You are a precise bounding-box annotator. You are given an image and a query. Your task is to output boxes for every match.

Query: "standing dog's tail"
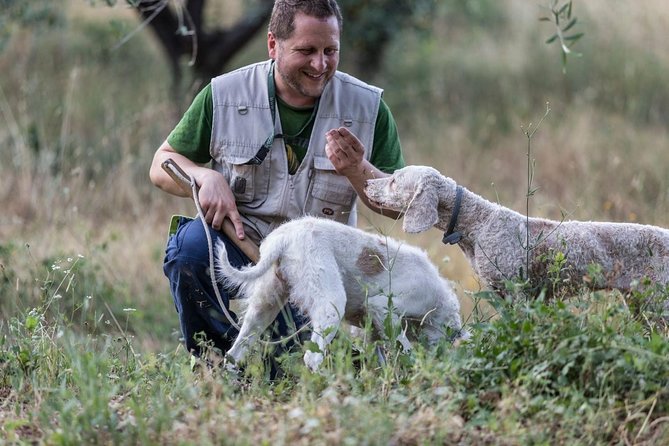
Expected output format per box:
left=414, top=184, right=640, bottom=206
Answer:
left=215, top=236, right=285, bottom=291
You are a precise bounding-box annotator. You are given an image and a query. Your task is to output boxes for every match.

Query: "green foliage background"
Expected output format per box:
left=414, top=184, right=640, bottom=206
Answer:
left=1, top=0, right=668, bottom=443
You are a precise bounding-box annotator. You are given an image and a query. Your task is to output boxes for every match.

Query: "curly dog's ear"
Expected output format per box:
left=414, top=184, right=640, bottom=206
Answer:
left=402, top=181, right=438, bottom=233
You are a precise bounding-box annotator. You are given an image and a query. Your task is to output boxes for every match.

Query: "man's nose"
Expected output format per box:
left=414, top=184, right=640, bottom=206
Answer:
left=310, top=53, right=326, bottom=71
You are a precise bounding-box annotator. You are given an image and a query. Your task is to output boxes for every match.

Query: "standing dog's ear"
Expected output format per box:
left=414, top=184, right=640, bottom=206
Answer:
left=402, top=182, right=438, bottom=233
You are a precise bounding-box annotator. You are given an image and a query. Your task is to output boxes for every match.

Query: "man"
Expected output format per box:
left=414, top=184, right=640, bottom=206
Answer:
left=149, top=0, right=405, bottom=359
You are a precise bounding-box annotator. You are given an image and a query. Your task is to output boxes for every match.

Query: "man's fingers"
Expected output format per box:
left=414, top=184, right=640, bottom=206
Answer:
left=326, top=130, right=348, bottom=157
left=204, top=206, right=218, bottom=228
left=210, top=210, right=224, bottom=231
left=328, top=127, right=362, bottom=154
left=206, top=207, right=244, bottom=240
left=334, top=127, right=350, bottom=137
left=227, top=212, right=246, bottom=240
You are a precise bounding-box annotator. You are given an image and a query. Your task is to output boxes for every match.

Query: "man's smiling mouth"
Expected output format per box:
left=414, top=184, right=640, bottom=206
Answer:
left=304, top=72, right=325, bottom=79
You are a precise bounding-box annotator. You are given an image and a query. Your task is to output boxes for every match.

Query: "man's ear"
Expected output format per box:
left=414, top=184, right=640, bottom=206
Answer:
left=402, top=185, right=438, bottom=233
left=267, top=32, right=277, bottom=58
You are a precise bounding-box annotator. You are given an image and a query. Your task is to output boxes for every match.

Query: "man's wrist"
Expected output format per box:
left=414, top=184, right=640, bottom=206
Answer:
left=345, top=160, right=377, bottom=181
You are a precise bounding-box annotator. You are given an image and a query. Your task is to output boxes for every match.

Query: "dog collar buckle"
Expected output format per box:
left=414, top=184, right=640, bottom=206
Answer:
left=442, top=231, right=462, bottom=245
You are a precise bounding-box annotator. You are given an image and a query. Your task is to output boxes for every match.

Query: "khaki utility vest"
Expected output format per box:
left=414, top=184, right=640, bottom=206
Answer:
left=210, top=60, right=381, bottom=244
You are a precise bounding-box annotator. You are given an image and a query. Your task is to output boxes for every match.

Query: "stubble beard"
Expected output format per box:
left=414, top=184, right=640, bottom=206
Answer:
left=277, top=66, right=331, bottom=101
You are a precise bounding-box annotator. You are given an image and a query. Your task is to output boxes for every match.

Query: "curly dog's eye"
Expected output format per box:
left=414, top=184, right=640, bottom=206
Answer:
left=388, top=179, right=396, bottom=191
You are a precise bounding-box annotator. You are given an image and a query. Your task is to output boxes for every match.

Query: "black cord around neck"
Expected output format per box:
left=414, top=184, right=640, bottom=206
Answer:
left=442, top=185, right=463, bottom=245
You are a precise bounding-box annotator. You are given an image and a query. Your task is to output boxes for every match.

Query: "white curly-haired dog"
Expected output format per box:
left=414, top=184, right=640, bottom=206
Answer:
left=364, top=165, right=669, bottom=297
left=216, top=216, right=467, bottom=372
left=217, top=217, right=467, bottom=371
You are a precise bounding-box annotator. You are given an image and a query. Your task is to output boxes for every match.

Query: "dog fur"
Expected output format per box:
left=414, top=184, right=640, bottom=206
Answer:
left=216, top=216, right=466, bottom=371
left=364, top=165, right=669, bottom=297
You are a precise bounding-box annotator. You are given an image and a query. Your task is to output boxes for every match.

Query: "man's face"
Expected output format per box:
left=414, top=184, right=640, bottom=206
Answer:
left=268, top=12, right=340, bottom=107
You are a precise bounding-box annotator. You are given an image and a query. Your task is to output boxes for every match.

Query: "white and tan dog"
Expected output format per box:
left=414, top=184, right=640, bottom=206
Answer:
left=216, top=216, right=467, bottom=372
left=364, top=165, right=669, bottom=297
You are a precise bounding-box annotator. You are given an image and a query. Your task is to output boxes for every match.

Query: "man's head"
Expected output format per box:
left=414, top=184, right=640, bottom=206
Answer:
left=269, top=0, right=342, bottom=40
left=268, top=0, right=342, bottom=107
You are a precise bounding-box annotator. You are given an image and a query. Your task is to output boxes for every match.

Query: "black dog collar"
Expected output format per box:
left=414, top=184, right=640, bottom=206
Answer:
left=442, top=185, right=463, bottom=245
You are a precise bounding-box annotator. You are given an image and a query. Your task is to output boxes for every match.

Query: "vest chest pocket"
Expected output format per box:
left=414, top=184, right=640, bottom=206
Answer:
left=304, top=156, right=356, bottom=223
left=217, top=146, right=271, bottom=209
left=229, top=164, right=256, bottom=203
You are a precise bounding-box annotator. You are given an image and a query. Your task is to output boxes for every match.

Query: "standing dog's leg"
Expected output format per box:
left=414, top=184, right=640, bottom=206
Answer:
left=299, top=281, right=347, bottom=372
left=226, top=288, right=287, bottom=366
left=367, top=294, right=413, bottom=351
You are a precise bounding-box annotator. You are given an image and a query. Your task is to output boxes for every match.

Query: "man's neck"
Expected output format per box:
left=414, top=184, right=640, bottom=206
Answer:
left=273, top=75, right=318, bottom=108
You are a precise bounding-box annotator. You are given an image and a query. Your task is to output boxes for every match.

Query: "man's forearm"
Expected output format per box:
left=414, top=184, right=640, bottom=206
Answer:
left=149, top=142, right=208, bottom=197
left=345, top=159, right=402, bottom=219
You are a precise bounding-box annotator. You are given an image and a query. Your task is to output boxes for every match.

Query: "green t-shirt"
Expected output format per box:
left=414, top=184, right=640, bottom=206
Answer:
left=167, top=83, right=405, bottom=173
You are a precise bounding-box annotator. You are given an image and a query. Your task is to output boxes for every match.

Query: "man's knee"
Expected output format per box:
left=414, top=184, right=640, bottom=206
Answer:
left=165, top=217, right=248, bottom=271
left=167, top=218, right=213, bottom=264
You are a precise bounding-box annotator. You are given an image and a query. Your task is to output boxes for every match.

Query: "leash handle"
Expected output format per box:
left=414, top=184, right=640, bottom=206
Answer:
left=161, top=158, right=260, bottom=263
left=161, top=158, right=195, bottom=194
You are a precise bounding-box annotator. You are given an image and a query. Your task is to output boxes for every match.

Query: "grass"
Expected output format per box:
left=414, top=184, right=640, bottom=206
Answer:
left=2, top=277, right=668, bottom=444
left=2, top=0, right=669, bottom=444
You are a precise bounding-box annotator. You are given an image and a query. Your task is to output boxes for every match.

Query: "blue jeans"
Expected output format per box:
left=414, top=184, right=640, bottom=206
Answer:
left=163, top=216, right=303, bottom=357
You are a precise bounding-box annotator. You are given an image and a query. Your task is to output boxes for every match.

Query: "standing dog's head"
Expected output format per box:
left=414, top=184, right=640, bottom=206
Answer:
left=364, top=165, right=452, bottom=233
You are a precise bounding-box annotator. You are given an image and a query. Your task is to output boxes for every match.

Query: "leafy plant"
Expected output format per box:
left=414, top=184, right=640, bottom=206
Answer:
left=451, top=292, right=669, bottom=442
left=540, top=0, right=584, bottom=73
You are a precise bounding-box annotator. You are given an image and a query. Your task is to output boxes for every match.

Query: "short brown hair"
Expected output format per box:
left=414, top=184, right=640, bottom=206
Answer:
left=269, top=0, right=343, bottom=40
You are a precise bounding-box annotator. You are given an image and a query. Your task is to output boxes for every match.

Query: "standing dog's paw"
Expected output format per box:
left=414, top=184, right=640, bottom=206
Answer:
left=303, top=351, right=324, bottom=372
left=223, top=355, right=242, bottom=377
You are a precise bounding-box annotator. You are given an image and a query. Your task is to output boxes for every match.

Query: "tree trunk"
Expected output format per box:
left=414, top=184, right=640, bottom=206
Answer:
left=133, top=0, right=273, bottom=109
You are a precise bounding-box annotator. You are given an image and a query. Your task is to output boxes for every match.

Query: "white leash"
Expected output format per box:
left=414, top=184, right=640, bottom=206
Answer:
left=162, top=159, right=242, bottom=331
left=161, top=159, right=309, bottom=347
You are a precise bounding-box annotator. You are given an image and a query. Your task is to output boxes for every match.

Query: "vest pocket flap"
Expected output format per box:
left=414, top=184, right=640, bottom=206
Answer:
left=312, top=178, right=354, bottom=205
left=313, top=155, right=336, bottom=171
left=311, top=156, right=354, bottom=205
left=218, top=143, right=265, bottom=165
